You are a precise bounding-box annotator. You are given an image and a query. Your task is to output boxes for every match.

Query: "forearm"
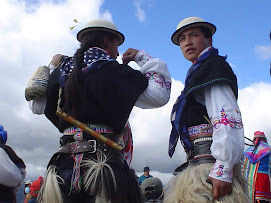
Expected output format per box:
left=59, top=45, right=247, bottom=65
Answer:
left=134, top=51, right=171, bottom=108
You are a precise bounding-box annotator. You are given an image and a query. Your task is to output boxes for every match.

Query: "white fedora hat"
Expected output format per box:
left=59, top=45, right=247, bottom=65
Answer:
left=77, top=19, right=125, bottom=45
left=171, top=17, right=216, bottom=45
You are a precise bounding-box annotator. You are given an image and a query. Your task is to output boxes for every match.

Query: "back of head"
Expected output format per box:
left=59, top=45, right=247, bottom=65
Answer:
left=30, top=176, right=44, bottom=198
left=64, top=19, right=125, bottom=115
left=0, top=125, right=7, bottom=144
left=77, top=19, right=124, bottom=45
left=141, top=177, right=163, bottom=200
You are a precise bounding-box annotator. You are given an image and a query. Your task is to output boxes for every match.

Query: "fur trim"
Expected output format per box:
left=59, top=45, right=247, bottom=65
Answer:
left=37, top=165, right=64, bottom=203
left=81, top=151, right=117, bottom=203
left=164, top=163, right=250, bottom=203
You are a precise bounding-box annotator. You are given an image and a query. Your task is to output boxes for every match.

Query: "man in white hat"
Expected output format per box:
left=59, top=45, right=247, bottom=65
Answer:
left=164, top=17, right=249, bottom=202
left=33, top=19, right=171, bottom=203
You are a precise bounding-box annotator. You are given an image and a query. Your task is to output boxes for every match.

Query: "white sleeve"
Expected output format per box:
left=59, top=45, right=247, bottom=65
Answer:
left=0, top=148, right=23, bottom=187
left=134, top=50, right=171, bottom=109
left=29, top=96, right=47, bottom=115
left=203, top=82, right=244, bottom=183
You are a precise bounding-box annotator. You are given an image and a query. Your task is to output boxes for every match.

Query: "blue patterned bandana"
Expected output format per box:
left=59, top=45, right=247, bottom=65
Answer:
left=59, top=47, right=114, bottom=87
left=168, top=47, right=220, bottom=157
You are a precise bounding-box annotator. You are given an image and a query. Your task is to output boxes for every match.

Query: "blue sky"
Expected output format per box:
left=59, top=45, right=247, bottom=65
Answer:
left=0, top=0, right=271, bottom=186
left=103, top=0, right=271, bottom=88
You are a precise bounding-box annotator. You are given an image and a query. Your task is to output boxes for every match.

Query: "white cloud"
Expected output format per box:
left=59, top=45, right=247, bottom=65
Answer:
left=133, top=0, right=146, bottom=22
left=1, top=0, right=271, bottom=189
left=255, top=45, right=271, bottom=60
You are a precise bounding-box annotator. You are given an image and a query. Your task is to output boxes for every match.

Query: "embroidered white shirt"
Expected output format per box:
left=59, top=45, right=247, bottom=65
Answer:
left=194, top=82, right=244, bottom=183
left=134, top=50, right=171, bottom=109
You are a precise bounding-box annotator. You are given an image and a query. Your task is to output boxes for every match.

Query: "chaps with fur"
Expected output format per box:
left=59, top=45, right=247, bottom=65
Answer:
left=37, top=165, right=64, bottom=203
left=164, top=163, right=250, bottom=203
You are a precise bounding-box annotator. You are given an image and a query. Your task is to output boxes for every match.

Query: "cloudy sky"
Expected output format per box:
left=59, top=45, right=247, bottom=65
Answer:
left=0, top=0, right=271, bottom=186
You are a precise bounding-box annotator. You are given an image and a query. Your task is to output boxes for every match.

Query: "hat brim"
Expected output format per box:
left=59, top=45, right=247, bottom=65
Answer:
left=171, top=22, right=216, bottom=45
left=77, top=27, right=125, bottom=45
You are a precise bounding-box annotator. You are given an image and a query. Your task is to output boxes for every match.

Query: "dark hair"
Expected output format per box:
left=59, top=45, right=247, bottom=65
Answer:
left=63, top=30, right=118, bottom=116
left=144, top=190, right=162, bottom=201
left=199, top=26, right=212, bottom=38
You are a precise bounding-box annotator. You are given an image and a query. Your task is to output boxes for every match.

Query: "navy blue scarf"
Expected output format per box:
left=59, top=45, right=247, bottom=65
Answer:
left=168, top=47, right=220, bottom=157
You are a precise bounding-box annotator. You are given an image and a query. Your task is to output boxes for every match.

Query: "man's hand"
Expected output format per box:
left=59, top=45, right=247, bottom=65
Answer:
left=51, top=54, right=67, bottom=66
left=122, top=48, right=139, bottom=64
left=207, top=176, right=232, bottom=200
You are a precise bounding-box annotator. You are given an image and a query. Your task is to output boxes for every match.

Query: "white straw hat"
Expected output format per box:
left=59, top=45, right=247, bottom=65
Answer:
left=77, top=19, right=125, bottom=45
left=171, top=17, right=216, bottom=45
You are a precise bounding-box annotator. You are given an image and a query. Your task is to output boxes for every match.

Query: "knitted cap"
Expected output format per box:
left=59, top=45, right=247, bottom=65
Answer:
left=141, top=177, right=163, bottom=195
left=254, top=131, right=266, bottom=139
left=30, top=176, right=44, bottom=197
left=0, top=125, right=7, bottom=144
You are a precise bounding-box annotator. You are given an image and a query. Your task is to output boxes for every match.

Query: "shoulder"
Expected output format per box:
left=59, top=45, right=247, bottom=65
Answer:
left=201, top=56, right=233, bottom=74
left=186, top=56, right=238, bottom=97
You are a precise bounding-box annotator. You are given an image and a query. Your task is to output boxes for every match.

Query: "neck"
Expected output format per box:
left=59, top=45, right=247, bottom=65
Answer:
left=192, top=46, right=213, bottom=64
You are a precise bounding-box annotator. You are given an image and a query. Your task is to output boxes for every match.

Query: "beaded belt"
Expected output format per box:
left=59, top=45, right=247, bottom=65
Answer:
left=63, top=124, right=114, bottom=135
left=188, top=124, right=212, bottom=140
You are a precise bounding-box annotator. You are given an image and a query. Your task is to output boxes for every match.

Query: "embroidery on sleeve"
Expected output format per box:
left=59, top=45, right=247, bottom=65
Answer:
left=211, top=108, right=243, bottom=130
left=216, top=164, right=225, bottom=177
left=145, top=72, right=171, bottom=91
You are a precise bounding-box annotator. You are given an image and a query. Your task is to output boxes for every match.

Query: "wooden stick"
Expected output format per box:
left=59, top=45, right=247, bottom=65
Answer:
left=56, top=110, right=123, bottom=151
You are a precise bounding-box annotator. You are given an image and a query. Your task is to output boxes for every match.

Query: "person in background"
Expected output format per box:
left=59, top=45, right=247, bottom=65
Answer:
left=243, top=131, right=271, bottom=202
left=141, top=177, right=163, bottom=203
left=164, top=16, right=249, bottom=203
left=0, top=125, right=26, bottom=203
left=139, top=166, right=153, bottom=185
left=32, top=18, right=171, bottom=203
left=24, top=180, right=32, bottom=203
left=28, top=176, right=44, bottom=203
left=24, top=180, right=32, bottom=195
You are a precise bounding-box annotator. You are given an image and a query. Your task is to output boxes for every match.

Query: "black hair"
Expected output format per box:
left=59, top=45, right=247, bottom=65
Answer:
left=199, top=26, right=212, bottom=38
left=63, top=30, right=118, bottom=116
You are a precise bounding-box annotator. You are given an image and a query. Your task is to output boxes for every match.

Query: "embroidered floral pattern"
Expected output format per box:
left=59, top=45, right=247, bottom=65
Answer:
left=211, top=108, right=243, bottom=130
left=216, top=164, right=224, bottom=177
left=137, top=52, right=153, bottom=65
left=145, top=72, right=171, bottom=91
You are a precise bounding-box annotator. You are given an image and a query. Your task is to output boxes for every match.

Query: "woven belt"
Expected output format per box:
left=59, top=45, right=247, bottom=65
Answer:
left=188, top=124, right=212, bottom=140
left=63, top=124, right=114, bottom=135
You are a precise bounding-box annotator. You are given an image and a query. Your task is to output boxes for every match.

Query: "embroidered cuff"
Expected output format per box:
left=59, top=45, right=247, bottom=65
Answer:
left=134, top=50, right=153, bottom=67
left=209, top=161, right=233, bottom=183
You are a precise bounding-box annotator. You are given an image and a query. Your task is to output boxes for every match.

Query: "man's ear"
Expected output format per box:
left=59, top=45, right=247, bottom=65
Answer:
left=103, top=37, right=110, bottom=48
left=208, top=37, right=213, bottom=46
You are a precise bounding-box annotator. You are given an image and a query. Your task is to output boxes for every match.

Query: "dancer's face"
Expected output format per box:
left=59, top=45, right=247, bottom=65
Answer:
left=178, top=27, right=212, bottom=63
